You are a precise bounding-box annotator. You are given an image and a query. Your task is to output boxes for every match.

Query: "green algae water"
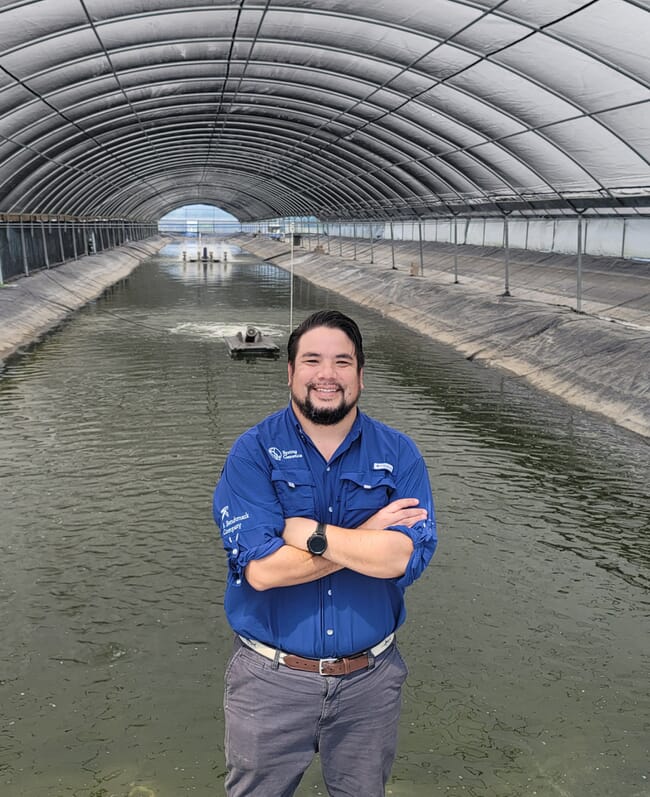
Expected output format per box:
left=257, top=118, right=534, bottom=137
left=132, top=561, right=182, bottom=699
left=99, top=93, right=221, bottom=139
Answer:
left=0, top=242, right=648, bottom=797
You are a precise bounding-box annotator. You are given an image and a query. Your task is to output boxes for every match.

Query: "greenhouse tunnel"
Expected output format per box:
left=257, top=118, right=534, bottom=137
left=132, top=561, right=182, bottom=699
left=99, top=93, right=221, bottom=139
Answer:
left=0, top=0, right=649, bottom=433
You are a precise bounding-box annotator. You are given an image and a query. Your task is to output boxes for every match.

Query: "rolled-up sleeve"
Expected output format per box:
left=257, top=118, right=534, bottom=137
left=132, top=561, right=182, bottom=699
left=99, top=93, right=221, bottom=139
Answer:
left=213, top=439, right=285, bottom=586
left=388, top=442, right=438, bottom=588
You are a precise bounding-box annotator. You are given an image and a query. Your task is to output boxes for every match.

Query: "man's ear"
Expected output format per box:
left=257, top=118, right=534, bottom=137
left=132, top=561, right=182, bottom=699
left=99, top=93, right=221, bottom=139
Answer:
left=287, top=362, right=294, bottom=385
left=360, top=367, right=365, bottom=390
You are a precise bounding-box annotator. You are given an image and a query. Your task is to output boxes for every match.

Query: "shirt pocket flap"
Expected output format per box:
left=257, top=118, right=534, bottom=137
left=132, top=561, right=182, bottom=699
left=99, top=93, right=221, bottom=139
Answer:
left=271, top=468, right=316, bottom=515
left=271, top=468, right=316, bottom=489
left=341, top=470, right=396, bottom=511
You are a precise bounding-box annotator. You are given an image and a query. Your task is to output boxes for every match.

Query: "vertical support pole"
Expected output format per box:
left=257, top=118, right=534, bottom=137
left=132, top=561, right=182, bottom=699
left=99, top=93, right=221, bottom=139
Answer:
left=576, top=215, right=583, bottom=313
left=369, top=224, right=374, bottom=264
left=289, top=222, right=294, bottom=331
left=418, top=220, right=424, bottom=276
left=353, top=222, right=357, bottom=260
left=41, top=220, right=50, bottom=268
left=326, top=224, right=331, bottom=255
left=621, top=217, right=627, bottom=259
left=59, top=220, right=67, bottom=263
left=20, top=218, right=29, bottom=276
left=390, top=221, right=396, bottom=269
left=72, top=220, right=78, bottom=260
left=339, top=222, right=343, bottom=256
left=503, top=214, right=511, bottom=297
left=453, top=217, right=459, bottom=283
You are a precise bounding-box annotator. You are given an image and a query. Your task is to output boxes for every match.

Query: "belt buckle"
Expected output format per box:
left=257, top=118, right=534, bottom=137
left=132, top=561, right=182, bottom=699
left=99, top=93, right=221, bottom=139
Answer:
left=318, top=657, right=339, bottom=675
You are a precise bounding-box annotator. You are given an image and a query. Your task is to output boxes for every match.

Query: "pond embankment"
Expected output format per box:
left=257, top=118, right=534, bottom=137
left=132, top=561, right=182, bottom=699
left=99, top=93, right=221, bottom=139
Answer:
left=237, top=235, right=650, bottom=439
left=1, top=233, right=648, bottom=438
left=0, top=237, right=171, bottom=363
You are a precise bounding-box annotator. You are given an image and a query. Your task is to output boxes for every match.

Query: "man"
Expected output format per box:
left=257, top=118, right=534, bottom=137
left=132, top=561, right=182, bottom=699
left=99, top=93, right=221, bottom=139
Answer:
left=213, top=309, right=437, bottom=796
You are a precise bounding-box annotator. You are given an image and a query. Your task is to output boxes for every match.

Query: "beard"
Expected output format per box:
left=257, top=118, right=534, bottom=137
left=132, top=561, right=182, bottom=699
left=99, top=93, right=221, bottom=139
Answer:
left=291, top=385, right=358, bottom=426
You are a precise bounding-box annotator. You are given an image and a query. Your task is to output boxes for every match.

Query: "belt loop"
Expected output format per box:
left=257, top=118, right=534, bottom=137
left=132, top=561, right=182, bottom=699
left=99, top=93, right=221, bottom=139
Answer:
left=367, top=651, right=375, bottom=670
left=272, top=648, right=281, bottom=670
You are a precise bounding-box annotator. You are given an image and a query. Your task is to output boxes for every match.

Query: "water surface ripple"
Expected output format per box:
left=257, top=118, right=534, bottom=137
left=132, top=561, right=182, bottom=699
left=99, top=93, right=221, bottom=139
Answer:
left=1, top=244, right=648, bottom=797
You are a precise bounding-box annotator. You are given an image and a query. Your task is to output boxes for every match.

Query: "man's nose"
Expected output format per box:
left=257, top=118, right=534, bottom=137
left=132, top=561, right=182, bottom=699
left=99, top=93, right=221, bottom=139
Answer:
left=317, top=359, right=337, bottom=378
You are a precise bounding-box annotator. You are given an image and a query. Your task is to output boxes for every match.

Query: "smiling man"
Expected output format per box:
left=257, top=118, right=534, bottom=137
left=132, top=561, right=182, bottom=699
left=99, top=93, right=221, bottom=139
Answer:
left=213, top=309, right=437, bottom=797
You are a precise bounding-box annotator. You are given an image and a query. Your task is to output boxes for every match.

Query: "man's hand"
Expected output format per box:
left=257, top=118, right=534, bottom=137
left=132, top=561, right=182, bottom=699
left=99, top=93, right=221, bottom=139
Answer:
left=358, top=498, right=427, bottom=530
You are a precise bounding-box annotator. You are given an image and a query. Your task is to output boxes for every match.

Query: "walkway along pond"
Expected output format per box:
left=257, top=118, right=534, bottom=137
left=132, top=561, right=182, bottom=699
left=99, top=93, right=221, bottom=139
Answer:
left=0, top=242, right=648, bottom=796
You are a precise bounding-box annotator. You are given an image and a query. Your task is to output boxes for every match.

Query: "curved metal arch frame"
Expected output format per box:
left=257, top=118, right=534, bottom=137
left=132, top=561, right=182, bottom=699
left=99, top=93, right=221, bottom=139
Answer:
left=0, top=56, right=634, bottom=210
left=0, top=1, right=648, bottom=220
left=7, top=95, right=443, bottom=217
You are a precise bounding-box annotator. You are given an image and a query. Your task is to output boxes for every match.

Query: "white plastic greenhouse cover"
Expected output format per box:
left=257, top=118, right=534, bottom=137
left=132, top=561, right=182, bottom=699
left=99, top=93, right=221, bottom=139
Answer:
left=0, top=0, right=649, bottom=222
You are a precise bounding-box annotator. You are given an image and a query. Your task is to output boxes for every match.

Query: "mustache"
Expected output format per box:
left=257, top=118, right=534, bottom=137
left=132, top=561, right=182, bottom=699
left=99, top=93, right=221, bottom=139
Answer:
left=307, top=382, right=342, bottom=391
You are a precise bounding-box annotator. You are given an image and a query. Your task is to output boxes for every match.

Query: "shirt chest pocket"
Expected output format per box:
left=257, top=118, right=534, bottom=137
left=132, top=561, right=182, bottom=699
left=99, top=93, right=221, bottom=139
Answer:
left=271, top=468, right=316, bottom=516
left=341, top=470, right=396, bottom=518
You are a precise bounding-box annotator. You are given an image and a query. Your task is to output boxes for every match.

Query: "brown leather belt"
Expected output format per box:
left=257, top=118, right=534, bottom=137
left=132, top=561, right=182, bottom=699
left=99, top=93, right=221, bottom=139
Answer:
left=239, top=633, right=395, bottom=676
left=283, top=651, right=370, bottom=676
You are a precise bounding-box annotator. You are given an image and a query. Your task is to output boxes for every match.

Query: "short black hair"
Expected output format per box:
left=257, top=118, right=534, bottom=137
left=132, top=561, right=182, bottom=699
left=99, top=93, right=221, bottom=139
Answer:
left=287, top=310, right=365, bottom=370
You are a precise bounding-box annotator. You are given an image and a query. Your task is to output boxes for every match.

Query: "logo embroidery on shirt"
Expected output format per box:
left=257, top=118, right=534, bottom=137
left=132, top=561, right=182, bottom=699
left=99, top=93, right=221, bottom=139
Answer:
left=373, top=462, right=394, bottom=473
left=268, top=447, right=303, bottom=461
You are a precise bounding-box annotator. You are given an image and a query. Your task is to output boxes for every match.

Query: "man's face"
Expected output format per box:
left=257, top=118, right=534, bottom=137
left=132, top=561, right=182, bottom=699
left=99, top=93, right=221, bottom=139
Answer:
left=288, top=326, right=364, bottom=426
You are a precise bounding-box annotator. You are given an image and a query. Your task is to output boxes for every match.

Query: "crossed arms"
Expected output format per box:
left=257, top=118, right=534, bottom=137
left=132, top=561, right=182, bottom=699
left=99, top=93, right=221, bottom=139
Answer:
left=245, top=498, right=427, bottom=591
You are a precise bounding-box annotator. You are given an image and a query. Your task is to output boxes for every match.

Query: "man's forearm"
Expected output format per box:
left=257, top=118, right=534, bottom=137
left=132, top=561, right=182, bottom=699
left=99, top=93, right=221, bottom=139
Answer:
left=284, top=517, right=414, bottom=579
left=245, top=543, right=343, bottom=591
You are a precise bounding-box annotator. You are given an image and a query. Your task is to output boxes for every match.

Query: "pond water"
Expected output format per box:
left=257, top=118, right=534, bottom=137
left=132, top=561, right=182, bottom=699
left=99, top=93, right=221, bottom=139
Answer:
left=0, top=242, right=648, bottom=797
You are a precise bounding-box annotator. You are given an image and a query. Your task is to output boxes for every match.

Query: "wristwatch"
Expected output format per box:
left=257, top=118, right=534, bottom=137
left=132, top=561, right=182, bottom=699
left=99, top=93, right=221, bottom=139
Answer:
left=306, top=522, right=328, bottom=555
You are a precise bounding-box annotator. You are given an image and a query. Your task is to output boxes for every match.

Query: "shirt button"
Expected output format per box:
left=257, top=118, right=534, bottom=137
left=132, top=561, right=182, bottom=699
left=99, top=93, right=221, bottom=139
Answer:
left=326, top=629, right=334, bottom=636
left=328, top=506, right=333, bottom=513
left=232, top=548, right=238, bottom=556
left=326, top=466, right=330, bottom=472
left=327, top=589, right=332, bottom=596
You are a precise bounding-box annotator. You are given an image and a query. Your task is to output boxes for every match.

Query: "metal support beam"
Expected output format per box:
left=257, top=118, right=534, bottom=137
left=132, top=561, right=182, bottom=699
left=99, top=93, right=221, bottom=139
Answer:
left=40, top=221, right=50, bottom=268
left=576, top=215, right=584, bottom=312
left=20, top=218, right=29, bottom=276
left=452, top=218, right=459, bottom=283
left=502, top=215, right=511, bottom=297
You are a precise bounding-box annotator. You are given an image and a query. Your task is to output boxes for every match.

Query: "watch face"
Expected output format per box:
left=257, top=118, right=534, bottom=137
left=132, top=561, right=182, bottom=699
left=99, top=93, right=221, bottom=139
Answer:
left=308, top=534, right=327, bottom=555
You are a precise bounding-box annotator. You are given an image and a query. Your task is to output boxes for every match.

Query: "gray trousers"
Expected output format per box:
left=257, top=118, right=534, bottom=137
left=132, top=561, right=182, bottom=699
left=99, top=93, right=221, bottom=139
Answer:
left=223, top=637, right=409, bottom=796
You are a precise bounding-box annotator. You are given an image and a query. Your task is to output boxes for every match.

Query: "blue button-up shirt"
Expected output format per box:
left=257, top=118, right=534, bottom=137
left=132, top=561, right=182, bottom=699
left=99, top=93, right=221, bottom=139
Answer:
left=213, top=403, right=437, bottom=659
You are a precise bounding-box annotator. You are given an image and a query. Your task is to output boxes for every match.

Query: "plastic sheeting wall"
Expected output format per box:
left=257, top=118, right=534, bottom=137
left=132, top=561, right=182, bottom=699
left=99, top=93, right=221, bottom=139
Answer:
left=271, top=216, right=649, bottom=260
